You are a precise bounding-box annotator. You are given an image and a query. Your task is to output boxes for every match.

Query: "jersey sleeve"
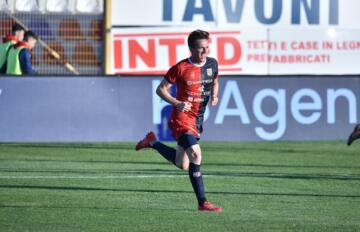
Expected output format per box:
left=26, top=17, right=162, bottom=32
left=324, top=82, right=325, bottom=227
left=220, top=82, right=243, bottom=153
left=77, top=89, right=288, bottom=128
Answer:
left=164, top=64, right=179, bottom=84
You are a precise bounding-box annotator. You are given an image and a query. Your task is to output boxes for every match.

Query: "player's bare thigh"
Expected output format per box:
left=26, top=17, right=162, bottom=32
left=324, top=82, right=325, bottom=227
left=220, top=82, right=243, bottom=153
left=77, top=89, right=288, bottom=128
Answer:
left=175, top=145, right=189, bottom=170
left=178, top=132, right=202, bottom=165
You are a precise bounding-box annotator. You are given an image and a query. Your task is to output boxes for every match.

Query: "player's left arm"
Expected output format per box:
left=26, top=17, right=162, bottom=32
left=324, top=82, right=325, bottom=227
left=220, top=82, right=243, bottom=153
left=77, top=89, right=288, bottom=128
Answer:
left=211, top=78, right=219, bottom=106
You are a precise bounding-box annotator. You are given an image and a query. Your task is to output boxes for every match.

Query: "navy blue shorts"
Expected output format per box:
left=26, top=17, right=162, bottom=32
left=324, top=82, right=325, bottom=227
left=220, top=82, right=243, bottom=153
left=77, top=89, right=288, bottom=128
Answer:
left=177, top=133, right=200, bottom=150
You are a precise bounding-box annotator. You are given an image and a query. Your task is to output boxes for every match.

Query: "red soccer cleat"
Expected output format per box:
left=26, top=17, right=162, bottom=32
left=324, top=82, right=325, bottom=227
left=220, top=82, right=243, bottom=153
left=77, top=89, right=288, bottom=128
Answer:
left=135, top=132, right=157, bottom=151
left=198, top=201, right=222, bottom=213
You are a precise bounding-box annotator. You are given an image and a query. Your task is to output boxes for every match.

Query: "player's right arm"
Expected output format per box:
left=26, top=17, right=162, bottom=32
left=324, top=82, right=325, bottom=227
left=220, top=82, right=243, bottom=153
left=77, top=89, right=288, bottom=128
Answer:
left=156, top=79, right=192, bottom=112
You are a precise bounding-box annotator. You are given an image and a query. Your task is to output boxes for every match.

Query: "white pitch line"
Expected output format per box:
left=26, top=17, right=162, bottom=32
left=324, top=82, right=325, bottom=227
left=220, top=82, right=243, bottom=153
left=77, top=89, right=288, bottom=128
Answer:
left=0, top=175, right=218, bottom=179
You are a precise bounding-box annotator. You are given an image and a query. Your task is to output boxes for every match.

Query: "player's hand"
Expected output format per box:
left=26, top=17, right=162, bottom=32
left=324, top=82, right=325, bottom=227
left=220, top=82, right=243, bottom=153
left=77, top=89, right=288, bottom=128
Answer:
left=211, top=96, right=218, bottom=106
left=175, top=101, right=192, bottom=112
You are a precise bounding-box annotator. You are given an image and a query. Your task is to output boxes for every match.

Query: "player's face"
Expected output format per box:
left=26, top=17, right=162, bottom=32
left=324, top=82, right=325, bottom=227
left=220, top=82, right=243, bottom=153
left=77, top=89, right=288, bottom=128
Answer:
left=190, top=39, right=209, bottom=64
left=27, top=37, right=37, bottom=50
left=16, top=30, right=25, bottom=41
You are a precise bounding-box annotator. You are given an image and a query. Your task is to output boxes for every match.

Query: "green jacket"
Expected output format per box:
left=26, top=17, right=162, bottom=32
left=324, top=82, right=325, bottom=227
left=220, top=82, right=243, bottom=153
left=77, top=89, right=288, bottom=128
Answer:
left=6, top=45, right=26, bottom=75
left=0, top=39, right=16, bottom=73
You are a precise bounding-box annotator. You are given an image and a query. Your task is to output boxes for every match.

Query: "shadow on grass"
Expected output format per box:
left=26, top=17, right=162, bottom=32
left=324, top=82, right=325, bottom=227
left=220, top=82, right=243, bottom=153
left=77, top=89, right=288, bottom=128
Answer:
left=1, top=159, right=360, bottom=170
left=0, top=142, right=347, bottom=155
left=0, top=143, right=133, bottom=150
left=0, top=184, right=359, bottom=199
left=0, top=203, right=187, bottom=212
left=1, top=168, right=360, bottom=180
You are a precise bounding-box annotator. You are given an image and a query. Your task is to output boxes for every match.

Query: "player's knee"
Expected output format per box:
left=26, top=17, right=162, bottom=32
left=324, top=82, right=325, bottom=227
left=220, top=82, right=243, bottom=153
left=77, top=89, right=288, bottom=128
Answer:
left=190, top=148, right=202, bottom=162
left=184, top=146, right=201, bottom=164
left=175, top=160, right=189, bottom=170
left=187, top=145, right=200, bottom=155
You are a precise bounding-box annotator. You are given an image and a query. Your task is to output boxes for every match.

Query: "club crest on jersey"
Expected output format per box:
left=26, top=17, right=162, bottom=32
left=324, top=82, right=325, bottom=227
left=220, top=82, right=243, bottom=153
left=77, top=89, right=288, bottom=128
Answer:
left=206, top=68, right=212, bottom=76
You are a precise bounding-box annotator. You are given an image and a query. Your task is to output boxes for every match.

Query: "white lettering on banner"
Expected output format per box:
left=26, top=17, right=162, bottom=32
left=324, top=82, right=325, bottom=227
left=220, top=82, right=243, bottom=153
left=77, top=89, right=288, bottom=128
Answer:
left=152, top=80, right=358, bottom=141
left=214, top=80, right=250, bottom=124
left=253, top=89, right=286, bottom=141
left=327, top=89, right=357, bottom=124
left=291, top=88, right=322, bottom=124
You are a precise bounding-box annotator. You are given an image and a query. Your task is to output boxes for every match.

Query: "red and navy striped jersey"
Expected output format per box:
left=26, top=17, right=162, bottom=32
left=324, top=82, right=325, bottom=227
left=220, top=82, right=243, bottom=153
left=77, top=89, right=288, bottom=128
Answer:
left=165, top=57, right=218, bottom=135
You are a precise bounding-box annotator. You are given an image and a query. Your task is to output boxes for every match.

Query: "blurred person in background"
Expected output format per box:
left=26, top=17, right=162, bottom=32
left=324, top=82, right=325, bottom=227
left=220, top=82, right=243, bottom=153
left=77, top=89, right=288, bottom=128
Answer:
left=0, top=24, right=25, bottom=74
left=6, top=30, right=38, bottom=75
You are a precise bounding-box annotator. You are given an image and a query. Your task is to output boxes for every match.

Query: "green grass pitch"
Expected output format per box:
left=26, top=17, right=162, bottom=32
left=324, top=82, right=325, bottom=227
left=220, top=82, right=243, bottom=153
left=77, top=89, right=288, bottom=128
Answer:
left=0, top=141, right=359, bottom=231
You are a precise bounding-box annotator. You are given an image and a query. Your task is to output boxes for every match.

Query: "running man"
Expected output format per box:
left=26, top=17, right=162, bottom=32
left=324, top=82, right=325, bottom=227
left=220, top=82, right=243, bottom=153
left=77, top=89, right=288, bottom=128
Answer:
left=136, top=30, right=222, bottom=212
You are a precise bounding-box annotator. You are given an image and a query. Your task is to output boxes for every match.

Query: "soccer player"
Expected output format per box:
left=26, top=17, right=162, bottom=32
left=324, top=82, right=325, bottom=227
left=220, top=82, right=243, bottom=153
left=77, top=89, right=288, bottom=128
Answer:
left=136, top=30, right=222, bottom=212
left=0, top=24, right=25, bottom=74
left=347, top=124, right=360, bottom=146
left=6, top=30, right=38, bottom=75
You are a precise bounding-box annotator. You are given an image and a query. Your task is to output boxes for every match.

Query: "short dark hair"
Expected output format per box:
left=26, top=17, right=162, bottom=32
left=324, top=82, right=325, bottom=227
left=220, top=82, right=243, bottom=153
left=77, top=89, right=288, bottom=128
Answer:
left=187, top=29, right=209, bottom=49
left=24, top=30, right=38, bottom=41
left=11, top=24, right=25, bottom=35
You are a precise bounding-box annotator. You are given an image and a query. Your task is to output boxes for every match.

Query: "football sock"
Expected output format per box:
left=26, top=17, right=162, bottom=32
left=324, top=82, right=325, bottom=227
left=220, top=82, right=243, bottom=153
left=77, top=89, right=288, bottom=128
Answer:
left=189, top=163, right=207, bottom=206
left=152, top=142, right=176, bottom=165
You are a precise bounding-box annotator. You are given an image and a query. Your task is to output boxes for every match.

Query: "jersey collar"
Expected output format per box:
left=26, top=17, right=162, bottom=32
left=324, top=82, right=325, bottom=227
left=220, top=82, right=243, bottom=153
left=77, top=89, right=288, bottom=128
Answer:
left=14, top=41, right=30, bottom=49
left=188, top=57, right=206, bottom=67
left=3, top=35, right=18, bottom=43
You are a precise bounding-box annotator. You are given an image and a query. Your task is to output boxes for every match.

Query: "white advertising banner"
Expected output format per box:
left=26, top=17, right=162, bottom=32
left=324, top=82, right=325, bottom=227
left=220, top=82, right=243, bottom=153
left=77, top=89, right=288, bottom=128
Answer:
left=267, top=29, right=360, bottom=74
left=111, top=27, right=360, bottom=75
left=112, top=0, right=360, bottom=28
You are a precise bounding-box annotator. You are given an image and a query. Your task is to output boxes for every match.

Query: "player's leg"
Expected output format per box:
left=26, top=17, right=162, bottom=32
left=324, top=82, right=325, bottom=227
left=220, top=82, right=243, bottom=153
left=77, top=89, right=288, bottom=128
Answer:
left=347, top=124, right=360, bottom=146
left=178, top=133, right=222, bottom=212
left=183, top=141, right=206, bottom=205
left=152, top=142, right=189, bottom=170
left=175, top=145, right=189, bottom=170
left=136, top=131, right=177, bottom=165
left=135, top=131, right=189, bottom=170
